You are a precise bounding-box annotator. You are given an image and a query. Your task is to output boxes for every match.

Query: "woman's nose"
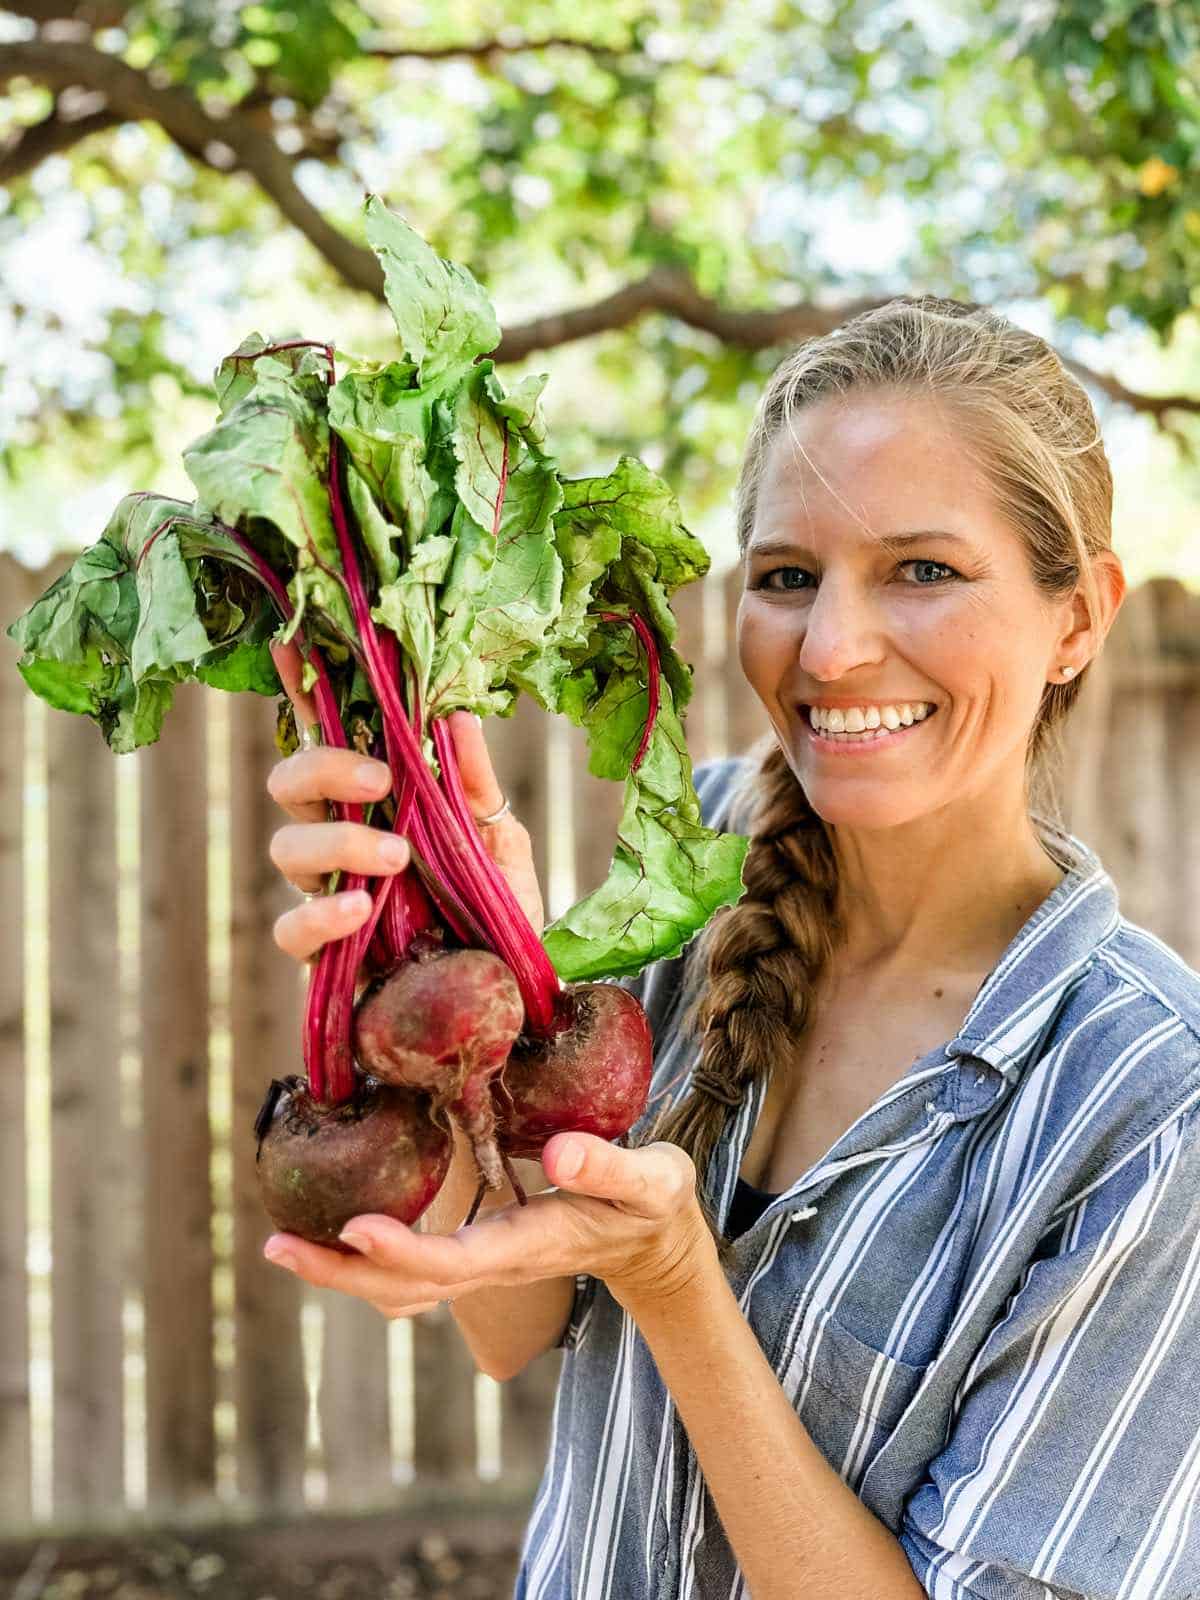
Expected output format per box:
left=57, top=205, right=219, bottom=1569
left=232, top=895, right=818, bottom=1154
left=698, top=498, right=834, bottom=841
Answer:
left=797, top=577, right=885, bottom=680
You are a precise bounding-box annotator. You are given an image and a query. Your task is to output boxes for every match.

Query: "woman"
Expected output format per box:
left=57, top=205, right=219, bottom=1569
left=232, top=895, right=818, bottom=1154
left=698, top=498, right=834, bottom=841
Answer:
left=264, top=298, right=1200, bottom=1598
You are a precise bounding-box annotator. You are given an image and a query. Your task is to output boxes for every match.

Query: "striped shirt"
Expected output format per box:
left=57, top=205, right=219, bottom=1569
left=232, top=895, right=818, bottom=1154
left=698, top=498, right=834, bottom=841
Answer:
left=514, top=756, right=1200, bottom=1600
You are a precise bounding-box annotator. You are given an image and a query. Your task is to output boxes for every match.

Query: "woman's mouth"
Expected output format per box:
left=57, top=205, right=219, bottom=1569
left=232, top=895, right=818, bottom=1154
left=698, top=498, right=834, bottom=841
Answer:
left=799, top=704, right=939, bottom=755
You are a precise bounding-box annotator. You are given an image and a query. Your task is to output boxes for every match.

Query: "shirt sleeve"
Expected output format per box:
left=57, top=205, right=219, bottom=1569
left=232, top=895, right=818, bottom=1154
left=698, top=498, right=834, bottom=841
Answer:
left=900, top=1101, right=1200, bottom=1600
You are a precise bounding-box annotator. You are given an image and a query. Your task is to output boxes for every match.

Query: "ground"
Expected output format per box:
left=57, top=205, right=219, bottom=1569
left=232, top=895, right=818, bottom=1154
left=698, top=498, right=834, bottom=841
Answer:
left=0, top=1509, right=524, bottom=1600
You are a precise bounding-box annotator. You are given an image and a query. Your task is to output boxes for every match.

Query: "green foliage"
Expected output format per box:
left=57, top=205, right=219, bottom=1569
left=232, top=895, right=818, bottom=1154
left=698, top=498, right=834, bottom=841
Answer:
left=1, top=0, right=1198, bottom=550
left=7, top=201, right=749, bottom=980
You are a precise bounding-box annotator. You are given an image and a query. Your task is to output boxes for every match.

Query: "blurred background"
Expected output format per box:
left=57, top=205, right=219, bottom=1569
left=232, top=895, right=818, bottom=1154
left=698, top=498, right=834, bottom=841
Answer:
left=1, top=1, right=1198, bottom=1596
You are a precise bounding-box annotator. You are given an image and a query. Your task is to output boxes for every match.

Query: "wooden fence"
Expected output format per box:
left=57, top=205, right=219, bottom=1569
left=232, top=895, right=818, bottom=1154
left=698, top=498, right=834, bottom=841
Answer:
left=1, top=554, right=1198, bottom=1537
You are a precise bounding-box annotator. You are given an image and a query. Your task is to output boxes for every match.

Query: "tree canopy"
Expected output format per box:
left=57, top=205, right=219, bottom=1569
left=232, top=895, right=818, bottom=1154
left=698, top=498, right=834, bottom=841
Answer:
left=2, top=0, right=1198, bottom=568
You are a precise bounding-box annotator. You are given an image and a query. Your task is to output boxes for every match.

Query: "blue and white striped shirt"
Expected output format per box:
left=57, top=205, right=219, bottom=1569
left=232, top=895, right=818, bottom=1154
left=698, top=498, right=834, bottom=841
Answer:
left=515, top=757, right=1200, bottom=1600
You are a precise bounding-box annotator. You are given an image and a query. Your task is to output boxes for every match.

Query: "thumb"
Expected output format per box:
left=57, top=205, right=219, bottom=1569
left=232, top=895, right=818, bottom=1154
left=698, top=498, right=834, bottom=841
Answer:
left=446, top=710, right=506, bottom=819
left=543, top=1133, right=694, bottom=1218
left=270, top=640, right=319, bottom=734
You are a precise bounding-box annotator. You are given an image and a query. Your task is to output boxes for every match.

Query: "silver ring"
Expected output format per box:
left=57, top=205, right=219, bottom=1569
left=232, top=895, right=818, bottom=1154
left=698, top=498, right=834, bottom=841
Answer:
left=474, top=797, right=512, bottom=827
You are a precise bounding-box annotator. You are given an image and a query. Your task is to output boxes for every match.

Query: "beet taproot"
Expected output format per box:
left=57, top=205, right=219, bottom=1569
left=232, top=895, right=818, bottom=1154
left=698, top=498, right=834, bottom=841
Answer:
left=255, top=1074, right=451, bottom=1247
left=494, top=982, right=653, bottom=1159
left=352, top=945, right=524, bottom=1191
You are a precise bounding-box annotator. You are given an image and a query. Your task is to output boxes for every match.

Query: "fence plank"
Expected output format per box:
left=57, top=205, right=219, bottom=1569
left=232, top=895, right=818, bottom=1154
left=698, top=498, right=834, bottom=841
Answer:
left=722, top=567, right=770, bottom=758
left=1058, top=646, right=1114, bottom=847
left=46, top=708, right=125, bottom=1516
left=318, top=1295, right=393, bottom=1509
left=566, top=721, right=623, bottom=906
left=1100, top=585, right=1174, bottom=928
left=411, top=1308, right=477, bottom=1484
left=672, top=578, right=714, bottom=767
left=229, top=695, right=306, bottom=1512
left=1150, top=579, right=1200, bottom=970
left=140, top=682, right=216, bottom=1510
left=0, top=557, right=34, bottom=1527
left=500, top=1350, right=561, bottom=1486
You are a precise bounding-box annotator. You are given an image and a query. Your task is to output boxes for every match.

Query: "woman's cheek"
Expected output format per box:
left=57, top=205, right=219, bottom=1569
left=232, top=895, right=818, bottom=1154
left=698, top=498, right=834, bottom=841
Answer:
left=737, top=594, right=797, bottom=705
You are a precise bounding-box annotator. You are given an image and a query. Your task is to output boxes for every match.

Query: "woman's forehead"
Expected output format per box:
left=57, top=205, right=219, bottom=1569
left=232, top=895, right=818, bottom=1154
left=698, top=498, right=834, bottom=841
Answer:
left=754, top=397, right=1001, bottom=537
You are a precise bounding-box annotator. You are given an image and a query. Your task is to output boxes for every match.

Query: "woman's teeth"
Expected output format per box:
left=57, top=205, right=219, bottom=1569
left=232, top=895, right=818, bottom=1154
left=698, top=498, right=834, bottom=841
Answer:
left=807, top=702, right=935, bottom=741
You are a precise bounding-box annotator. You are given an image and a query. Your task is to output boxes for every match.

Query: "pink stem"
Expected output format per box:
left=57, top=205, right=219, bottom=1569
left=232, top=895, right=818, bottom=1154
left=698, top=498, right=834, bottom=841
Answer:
left=598, top=611, right=661, bottom=771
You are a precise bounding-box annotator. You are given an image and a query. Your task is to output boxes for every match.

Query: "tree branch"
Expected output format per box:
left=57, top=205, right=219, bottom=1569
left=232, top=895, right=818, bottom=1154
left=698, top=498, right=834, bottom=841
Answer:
left=359, top=31, right=629, bottom=63
left=1, top=1, right=132, bottom=24
left=492, top=266, right=879, bottom=360
left=0, top=39, right=385, bottom=297
left=0, top=93, right=119, bottom=184
left=2, top=38, right=1194, bottom=441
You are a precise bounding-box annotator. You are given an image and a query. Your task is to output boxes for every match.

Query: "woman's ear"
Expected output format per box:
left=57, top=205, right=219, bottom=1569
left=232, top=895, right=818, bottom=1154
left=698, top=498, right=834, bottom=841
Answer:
left=1058, top=549, right=1126, bottom=664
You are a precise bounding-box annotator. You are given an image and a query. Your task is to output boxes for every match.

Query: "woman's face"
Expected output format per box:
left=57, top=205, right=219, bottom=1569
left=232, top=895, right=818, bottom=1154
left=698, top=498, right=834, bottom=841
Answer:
left=737, top=393, right=1075, bottom=831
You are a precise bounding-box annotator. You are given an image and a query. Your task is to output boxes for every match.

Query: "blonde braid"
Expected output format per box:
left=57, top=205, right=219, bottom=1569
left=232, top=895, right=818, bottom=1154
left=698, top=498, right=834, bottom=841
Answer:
left=639, top=740, right=843, bottom=1234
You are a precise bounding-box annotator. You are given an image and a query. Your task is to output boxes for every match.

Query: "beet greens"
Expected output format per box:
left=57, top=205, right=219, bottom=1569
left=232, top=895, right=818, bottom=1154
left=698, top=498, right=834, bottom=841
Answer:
left=6, top=197, right=748, bottom=1219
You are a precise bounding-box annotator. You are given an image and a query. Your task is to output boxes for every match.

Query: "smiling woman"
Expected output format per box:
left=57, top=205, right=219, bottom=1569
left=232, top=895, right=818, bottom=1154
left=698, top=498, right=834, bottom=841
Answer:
left=641, top=296, right=1127, bottom=1193
left=258, top=293, right=1200, bottom=1600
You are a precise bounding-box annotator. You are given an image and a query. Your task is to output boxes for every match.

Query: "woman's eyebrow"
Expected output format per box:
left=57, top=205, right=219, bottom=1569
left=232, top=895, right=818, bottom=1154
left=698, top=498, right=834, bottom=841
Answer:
left=747, top=530, right=971, bottom=559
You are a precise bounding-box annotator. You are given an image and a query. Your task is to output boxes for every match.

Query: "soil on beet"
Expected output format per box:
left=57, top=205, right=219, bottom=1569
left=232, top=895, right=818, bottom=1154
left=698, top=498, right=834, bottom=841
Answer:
left=0, top=1510, right=524, bottom=1600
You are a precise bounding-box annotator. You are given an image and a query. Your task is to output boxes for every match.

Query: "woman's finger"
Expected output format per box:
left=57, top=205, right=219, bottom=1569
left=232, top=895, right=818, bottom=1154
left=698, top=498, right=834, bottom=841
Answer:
left=333, top=1196, right=574, bottom=1294
left=270, top=640, right=320, bottom=736
left=267, top=747, right=392, bottom=824
left=273, top=890, right=375, bottom=963
left=270, top=819, right=410, bottom=895
left=266, top=1228, right=467, bottom=1305
left=264, top=1233, right=449, bottom=1312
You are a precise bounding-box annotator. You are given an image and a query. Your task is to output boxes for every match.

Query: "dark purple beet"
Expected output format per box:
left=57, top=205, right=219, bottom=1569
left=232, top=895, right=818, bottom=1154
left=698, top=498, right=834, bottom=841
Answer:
left=255, top=1075, right=451, bottom=1247
left=353, top=946, right=525, bottom=1191
left=493, top=983, right=653, bottom=1159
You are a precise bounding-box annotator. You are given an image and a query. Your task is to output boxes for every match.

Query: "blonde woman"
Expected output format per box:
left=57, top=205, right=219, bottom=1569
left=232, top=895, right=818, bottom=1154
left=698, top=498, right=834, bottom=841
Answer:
left=265, top=298, right=1200, bottom=1599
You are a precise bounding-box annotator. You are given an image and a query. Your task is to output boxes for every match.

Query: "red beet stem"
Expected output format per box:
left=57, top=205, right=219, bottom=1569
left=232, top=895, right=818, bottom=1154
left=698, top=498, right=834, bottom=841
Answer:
left=598, top=611, right=661, bottom=771
left=325, top=434, right=562, bottom=1036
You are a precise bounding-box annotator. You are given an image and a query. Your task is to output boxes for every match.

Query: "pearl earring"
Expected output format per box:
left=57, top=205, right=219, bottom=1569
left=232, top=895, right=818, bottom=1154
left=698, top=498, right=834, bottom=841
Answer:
left=1060, top=665, right=1076, bottom=680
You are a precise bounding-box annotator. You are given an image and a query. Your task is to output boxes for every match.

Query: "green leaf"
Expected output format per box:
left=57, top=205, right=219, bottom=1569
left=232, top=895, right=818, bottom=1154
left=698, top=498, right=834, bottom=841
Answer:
left=362, top=194, right=501, bottom=386
left=6, top=493, right=285, bottom=751
left=543, top=690, right=748, bottom=979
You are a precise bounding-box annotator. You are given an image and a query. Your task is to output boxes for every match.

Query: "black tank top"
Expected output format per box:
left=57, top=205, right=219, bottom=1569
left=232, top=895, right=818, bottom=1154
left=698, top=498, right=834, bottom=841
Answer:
left=724, top=1176, right=781, bottom=1240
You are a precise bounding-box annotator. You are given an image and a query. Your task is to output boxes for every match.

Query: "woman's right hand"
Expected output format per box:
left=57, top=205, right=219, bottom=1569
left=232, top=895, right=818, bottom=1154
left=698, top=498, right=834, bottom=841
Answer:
left=266, top=640, right=546, bottom=968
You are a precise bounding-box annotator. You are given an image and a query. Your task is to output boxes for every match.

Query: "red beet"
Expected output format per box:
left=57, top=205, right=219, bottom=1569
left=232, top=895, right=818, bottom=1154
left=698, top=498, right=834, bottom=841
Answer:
left=353, top=945, right=524, bottom=1191
left=255, top=1074, right=451, bottom=1247
left=494, top=983, right=653, bottom=1159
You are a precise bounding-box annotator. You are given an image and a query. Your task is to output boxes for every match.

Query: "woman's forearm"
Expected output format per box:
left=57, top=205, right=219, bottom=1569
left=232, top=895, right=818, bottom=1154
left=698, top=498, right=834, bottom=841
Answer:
left=619, top=1262, right=925, bottom=1600
left=422, top=1126, right=573, bottom=1380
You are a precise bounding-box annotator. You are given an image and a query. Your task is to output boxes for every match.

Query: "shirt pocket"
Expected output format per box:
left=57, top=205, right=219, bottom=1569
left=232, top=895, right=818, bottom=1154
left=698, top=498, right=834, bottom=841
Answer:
left=776, top=1288, right=929, bottom=1472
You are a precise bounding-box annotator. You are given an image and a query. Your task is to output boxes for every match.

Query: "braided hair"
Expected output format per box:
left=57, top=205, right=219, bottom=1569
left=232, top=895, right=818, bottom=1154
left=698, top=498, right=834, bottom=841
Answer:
left=638, top=295, right=1117, bottom=1240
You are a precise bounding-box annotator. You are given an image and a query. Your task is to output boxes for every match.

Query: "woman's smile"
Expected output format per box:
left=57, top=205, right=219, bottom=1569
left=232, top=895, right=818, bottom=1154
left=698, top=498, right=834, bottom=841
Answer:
left=799, top=702, right=940, bottom=756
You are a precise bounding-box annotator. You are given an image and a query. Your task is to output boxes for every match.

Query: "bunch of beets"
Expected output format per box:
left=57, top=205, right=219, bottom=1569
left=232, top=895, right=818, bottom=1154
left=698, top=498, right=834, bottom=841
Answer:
left=7, top=198, right=748, bottom=1244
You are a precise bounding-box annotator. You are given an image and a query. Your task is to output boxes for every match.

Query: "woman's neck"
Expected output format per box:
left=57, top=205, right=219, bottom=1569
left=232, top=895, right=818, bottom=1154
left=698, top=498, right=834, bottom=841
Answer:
left=828, top=829, right=1066, bottom=988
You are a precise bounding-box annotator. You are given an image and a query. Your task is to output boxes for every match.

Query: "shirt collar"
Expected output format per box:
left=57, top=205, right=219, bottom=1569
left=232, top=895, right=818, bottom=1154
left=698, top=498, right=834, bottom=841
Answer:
left=943, top=834, right=1121, bottom=1089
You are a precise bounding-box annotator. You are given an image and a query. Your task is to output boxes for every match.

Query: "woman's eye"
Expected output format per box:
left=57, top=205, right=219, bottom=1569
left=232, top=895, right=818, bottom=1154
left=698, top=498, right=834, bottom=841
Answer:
left=904, top=560, right=957, bottom=584
left=754, top=559, right=958, bottom=592
left=760, top=566, right=810, bottom=591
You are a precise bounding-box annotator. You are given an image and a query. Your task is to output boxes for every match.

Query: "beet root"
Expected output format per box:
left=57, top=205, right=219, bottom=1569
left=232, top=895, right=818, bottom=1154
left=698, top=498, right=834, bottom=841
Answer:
left=255, top=1074, right=451, bottom=1247
left=494, top=983, right=653, bottom=1160
left=352, top=946, right=524, bottom=1192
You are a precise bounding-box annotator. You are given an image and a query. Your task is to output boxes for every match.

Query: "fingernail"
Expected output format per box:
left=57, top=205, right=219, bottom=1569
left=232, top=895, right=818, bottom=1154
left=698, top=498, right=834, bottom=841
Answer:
left=556, top=1140, right=583, bottom=1180
left=378, top=836, right=408, bottom=868
left=341, top=890, right=372, bottom=914
left=264, top=1241, right=297, bottom=1271
left=356, top=761, right=389, bottom=790
left=339, top=1230, right=371, bottom=1254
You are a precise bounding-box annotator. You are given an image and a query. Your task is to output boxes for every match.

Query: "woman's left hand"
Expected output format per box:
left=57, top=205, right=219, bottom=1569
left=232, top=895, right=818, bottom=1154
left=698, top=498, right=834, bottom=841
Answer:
left=263, top=1133, right=718, bottom=1317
